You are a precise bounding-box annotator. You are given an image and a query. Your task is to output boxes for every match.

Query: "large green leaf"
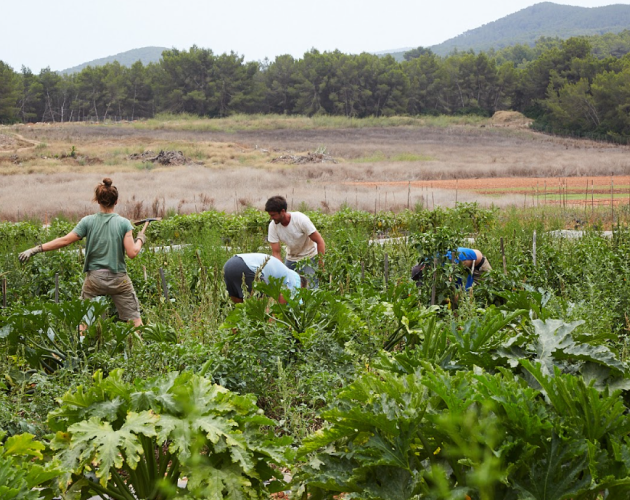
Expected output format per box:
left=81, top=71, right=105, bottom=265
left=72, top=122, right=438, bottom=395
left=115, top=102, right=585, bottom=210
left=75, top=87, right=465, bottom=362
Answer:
left=0, top=433, right=65, bottom=500
left=521, top=360, right=630, bottom=442
left=56, top=411, right=158, bottom=487
left=512, top=434, right=591, bottom=500
left=530, top=318, right=627, bottom=376
left=3, top=434, right=45, bottom=460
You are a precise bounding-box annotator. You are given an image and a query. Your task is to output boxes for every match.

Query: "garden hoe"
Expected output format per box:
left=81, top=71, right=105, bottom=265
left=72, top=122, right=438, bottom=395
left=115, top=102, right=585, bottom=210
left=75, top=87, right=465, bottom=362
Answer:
left=132, top=217, right=162, bottom=226
left=133, top=217, right=162, bottom=237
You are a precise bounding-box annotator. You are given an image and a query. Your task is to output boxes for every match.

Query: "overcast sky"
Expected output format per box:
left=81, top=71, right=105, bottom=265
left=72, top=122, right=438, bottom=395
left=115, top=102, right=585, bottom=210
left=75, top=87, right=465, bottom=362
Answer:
left=2, top=0, right=628, bottom=72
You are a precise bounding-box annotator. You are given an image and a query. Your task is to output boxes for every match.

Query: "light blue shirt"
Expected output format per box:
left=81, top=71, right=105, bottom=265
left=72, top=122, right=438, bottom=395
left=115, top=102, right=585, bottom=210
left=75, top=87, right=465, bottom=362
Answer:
left=237, top=253, right=301, bottom=294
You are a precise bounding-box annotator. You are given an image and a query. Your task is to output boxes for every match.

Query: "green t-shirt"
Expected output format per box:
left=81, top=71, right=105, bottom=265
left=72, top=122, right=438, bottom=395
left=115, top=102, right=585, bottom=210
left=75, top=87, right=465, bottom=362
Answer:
left=72, top=213, right=134, bottom=273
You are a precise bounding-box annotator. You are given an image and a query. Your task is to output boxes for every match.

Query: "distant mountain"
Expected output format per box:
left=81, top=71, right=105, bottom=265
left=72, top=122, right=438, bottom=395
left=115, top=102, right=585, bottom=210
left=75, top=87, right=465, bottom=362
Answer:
left=373, top=47, right=414, bottom=56
left=59, top=46, right=168, bottom=74
left=380, top=2, right=630, bottom=60
left=431, top=2, right=630, bottom=56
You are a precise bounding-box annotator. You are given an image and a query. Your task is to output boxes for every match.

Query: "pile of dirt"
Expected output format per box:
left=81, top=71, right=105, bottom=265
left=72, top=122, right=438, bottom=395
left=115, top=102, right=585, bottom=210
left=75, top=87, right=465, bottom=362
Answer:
left=128, top=150, right=192, bottom=166
left=271, top=152, right=338, bottom=165
left=491, top=111, right=533, bottom=129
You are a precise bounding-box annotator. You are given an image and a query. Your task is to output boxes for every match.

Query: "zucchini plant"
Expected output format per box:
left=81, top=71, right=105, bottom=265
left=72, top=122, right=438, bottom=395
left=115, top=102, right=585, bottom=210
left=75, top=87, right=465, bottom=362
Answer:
left=0, top=298, right=134, bottom=374
left=48, top=369, right=293, bottom=499
left=0, top=432, right=64, bottom=500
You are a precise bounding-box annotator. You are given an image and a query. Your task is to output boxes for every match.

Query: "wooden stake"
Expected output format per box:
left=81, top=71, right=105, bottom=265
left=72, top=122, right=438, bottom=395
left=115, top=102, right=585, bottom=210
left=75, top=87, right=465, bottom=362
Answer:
left=431, top=257, right=438, bottom=306
left=384, top=252, right=389, bottom=286
left=611, top=175, right=614, bottom=226
left=584, top=178, right=588, bottom=217
left=455, top=179, right=458, bottom=205
left=532, top=231, right=537, bottom=268
left=54, top=273, right=59, bottom=303
left=159, top=268, right=169, bottom=301
left=500, top=237, right=507, bottom=274
left=374, top=186, right=377, bottom=214
left=591, top=179, right=594, bottom=214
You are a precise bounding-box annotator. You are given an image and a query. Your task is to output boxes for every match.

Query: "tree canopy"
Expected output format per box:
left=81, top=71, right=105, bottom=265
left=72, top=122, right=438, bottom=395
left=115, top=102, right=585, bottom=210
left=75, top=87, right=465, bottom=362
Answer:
left=1, top=32, right=630, bottom=140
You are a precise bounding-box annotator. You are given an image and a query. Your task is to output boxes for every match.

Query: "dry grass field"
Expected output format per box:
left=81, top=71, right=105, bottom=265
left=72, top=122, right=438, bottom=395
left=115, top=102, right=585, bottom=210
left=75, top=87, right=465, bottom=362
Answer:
left=0, top=115, right=629, bottom=221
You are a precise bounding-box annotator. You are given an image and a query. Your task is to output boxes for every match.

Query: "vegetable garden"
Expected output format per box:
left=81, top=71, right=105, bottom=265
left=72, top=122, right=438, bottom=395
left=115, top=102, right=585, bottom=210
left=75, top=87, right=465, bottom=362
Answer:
left=2, top=203, right=630, bottom=499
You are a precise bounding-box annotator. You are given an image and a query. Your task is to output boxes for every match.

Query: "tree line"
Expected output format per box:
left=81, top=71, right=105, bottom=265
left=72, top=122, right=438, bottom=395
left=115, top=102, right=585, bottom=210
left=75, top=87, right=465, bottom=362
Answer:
left=0, top=33, right=629, bottom=138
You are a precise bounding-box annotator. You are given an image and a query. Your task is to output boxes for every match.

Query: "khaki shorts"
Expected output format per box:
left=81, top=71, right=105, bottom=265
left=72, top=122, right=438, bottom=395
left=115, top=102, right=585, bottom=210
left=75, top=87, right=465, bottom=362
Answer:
left=473, top=257, right=492, bottom=282
left=81, top=270, right=141, bottom=321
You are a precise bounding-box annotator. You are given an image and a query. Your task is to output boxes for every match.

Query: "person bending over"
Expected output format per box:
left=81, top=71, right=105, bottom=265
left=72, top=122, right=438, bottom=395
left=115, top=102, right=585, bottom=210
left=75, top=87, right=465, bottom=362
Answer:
left=223, top=252, right=306, bottom=304
left=19, top=178, right=147, bottom=327
left=411, top=247, right=491, bottom=290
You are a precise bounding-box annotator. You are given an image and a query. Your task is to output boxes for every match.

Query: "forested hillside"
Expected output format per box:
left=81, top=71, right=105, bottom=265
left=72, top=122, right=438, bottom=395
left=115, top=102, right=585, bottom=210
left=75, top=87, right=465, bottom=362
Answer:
left=1, top=33, right=630, bottom=140
left=431, top=2, right=630, bottom=56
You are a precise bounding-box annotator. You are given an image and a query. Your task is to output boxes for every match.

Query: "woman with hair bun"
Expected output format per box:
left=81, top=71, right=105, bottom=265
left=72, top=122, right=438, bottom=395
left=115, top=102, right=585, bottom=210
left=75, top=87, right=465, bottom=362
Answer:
left=19, top=178, right=147, bottom=327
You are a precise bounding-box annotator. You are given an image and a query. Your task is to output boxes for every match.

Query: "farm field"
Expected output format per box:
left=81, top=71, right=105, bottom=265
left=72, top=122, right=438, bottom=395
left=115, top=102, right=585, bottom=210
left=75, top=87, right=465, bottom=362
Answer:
left=2, top=203, right=630, bottom=498
left=2, top=116, right=630, bottom=498
left=1, top=114, right=629, bottom=221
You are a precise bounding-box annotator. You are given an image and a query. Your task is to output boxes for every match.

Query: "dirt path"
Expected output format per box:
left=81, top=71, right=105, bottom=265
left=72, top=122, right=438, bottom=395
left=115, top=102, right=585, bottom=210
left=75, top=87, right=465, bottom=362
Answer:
left=0, top=132, right=38, bottom=153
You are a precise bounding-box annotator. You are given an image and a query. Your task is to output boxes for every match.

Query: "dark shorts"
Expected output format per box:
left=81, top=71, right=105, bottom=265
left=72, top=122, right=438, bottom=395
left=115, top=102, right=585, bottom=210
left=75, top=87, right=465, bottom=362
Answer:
left=284, top=257, right=316, bottom=276
left=223, top=256, right=256, bottom=299
left=285, top=257, right=317, bottom=288
left=81, top=270, right=140, bottom=321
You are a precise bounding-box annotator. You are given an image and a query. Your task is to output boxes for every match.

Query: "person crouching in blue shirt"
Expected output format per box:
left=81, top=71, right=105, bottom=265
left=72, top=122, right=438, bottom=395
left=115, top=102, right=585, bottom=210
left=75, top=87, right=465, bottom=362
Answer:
left=223, top=253, right=307, bottom=304
left=411, top=247, right=491, bottom=291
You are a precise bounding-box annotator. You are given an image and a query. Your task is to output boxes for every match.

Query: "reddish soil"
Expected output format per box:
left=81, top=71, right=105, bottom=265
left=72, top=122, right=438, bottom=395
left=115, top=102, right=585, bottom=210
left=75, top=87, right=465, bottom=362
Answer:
left=349, top=176, right=630, bottom=191
left=349, top=176, right=630, bottom=205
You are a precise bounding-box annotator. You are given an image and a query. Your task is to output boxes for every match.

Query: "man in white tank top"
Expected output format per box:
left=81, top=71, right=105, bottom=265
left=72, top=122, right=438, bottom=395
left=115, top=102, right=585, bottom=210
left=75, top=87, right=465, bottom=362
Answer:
left=265, top=195, right=326, bottom=281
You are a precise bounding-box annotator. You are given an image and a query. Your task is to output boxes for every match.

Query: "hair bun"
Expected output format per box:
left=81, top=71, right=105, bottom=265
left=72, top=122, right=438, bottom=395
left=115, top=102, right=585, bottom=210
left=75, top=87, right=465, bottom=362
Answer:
left=102, top=178, right=113, bottom=187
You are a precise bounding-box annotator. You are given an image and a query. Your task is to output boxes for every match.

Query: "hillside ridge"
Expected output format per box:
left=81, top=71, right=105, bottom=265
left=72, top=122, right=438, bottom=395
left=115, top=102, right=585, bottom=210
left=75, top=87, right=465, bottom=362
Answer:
left=432, top=2, right=630, bottom=56
left=59, top=46, right=168, bottom=74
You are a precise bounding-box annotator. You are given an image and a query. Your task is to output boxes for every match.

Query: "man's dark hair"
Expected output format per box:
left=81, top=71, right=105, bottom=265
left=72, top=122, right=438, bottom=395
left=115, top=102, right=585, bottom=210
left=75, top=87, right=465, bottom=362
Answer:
left=265, top=196, right=287, bottom=213
left=300, top=275, right=308, bottom=289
